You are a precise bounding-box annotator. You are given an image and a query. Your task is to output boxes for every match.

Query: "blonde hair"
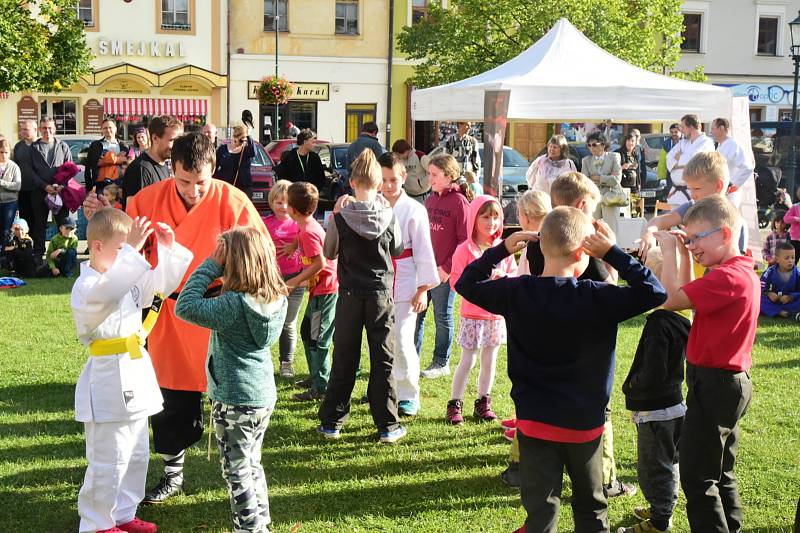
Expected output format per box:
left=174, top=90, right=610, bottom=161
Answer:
left=232, top=123, right=248, bottom=139
left=87, top=207, right=132, bottom=243
left=268, top=179, right=292, bottom=210
left=684, top=151, right=730, bottom=190
left=464, top=170, right=478, bottom=184
left=539, top=206, right=593, bottom=259
left=219, top=227, right=287, bottom=303
left=517, top=190, right=551, bottom=220
left=644, top=246, right=664, bottom=280
left=350, top=149, right=382, bottom=189
left=103, top=183, right=121, bottom=201
left=550, top=172, right=601, bottom=208
left=683, top=195, right=741, bottom=235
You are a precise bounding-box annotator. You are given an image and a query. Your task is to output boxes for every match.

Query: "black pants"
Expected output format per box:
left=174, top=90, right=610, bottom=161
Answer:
left=791, top=240, right=800, bottom=266
left=150, top=388, right=204, bottom=456
left=17, top=190, right=34, bottom=233
left=318, top=289, right=400, bottom=433
left=680, top=365, right=752, bottom=533
left=30, top=190, right=68, bottom=260
left=518, top=432, right=608, bottom=533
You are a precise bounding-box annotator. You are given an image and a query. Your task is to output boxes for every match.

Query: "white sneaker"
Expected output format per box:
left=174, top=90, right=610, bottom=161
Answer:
left=420, top=362, right=450, bottom=379
left=279, top=361, right=294, bottom=378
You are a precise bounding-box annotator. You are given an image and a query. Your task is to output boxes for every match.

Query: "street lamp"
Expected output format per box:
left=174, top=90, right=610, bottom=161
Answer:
left=786, top=11, right=800, bottom=201
left=274, top=0, right=280, bottom=142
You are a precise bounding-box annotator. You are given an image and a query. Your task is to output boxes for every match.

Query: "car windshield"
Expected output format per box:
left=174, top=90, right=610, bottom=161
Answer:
left=64, top=140, right=91, bottom=164
left=251, top=143, right=273, bottom=167
left=644, top=136, right=666, bottom=149
left=332, top=147, right=348, bottom=170
left=478, top=147, right=529, bottom=167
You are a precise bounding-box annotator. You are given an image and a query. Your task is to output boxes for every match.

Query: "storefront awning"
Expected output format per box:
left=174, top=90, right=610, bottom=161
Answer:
left=103, top=97, right=208, bottom=116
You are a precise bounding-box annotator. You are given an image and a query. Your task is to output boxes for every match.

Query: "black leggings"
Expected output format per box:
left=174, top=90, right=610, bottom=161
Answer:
left=792, top=240, right=800, bottom=265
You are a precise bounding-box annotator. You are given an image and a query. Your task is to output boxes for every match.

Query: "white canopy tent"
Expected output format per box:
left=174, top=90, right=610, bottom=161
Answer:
left=410, top=18, right=733, bottom=122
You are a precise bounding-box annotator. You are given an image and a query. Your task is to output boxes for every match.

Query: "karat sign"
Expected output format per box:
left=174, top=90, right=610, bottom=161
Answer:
left=248, top=81, right=329, bottom=101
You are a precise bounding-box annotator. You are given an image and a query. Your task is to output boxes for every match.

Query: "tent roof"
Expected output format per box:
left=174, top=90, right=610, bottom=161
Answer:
left=410, top=18, right=732, bottom=122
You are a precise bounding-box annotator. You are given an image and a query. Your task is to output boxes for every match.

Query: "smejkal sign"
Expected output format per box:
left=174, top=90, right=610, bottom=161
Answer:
left=97, top=40, right=187, bottom=58
left=248, top=81, right=329, bottom=101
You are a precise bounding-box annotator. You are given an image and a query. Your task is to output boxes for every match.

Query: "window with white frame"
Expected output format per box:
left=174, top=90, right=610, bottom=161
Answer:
left=335, top=0, right=358, bottom=35
left=264, top=0, right=288, bottom=32
left=412, top=0, right=429, bottom=25
left=161, top=0, right=190, bottom=31
left=758, top=16, right=779, bottom=55
left=75, top=0, right=93, bottom=27
left=681, top=13, right=702, bottom=52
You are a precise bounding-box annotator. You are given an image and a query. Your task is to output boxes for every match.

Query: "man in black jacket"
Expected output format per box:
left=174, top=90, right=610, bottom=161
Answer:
left=85, top=118, right=128, bottom=193
left=619, top=248, right=691, bottom=533
left=346, top=121, right=384, bottom=170
left=122, top=115, right=183, bottom=202
left=12, top=119, right=39, bottom=233
left=274, top=129, right=326, bottom=190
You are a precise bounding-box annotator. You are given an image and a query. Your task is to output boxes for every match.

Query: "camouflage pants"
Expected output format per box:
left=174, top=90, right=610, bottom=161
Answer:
left=212, top=401, right=274, bottom=533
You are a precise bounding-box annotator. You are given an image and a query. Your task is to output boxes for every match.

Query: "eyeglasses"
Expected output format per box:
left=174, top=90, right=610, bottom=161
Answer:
left=587, top=142, right=602, bottom=148
left=684, top=227, right=721, bottom=245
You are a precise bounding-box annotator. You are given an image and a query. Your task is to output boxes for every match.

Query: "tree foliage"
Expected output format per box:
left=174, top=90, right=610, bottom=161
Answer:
left=0, top=0, right=93, bottom=92
left=398, top=0, right=705, bottom=88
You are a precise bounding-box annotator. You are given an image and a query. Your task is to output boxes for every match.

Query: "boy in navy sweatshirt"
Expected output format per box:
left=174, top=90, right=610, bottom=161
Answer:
left=455, top=207, right=666, bottom=533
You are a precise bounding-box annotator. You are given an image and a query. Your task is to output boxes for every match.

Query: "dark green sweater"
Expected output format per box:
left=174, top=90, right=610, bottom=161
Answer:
left=175, top=259, right=287, bottom=408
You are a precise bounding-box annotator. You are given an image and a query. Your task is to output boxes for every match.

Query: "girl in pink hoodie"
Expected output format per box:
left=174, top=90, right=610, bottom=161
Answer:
left=446, top=195, right=517, bottom=424
left=784, top=186, right=800, bottom=264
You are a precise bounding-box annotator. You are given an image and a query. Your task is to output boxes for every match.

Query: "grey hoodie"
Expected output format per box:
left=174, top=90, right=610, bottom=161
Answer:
left=324, top=199, right=403, bottom=290
left=323, top=199, right=402, bottom=258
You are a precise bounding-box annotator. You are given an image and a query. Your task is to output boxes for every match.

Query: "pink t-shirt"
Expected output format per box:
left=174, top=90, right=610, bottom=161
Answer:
left=263, top=214, right=302, bottom=276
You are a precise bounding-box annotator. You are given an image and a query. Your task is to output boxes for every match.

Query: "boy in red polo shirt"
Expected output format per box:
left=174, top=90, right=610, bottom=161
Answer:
left=654, top=195, right=759, bottom=533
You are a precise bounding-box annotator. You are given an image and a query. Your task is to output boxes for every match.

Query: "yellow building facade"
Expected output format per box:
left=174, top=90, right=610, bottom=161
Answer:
left=0, top=1, right=228, bottom=141
left=229, top=0, right=393, bottom=145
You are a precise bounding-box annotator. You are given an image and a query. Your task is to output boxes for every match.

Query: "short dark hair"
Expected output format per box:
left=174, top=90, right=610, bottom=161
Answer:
left=669, top=123, right=681, bottom=131
left=297, top=128, right=316, bottom=145
left=171, top=132, right=216, bottom=173
left=102, top=118, right=116, bottom=126
left=391, top=139, right=412, bottom=153
left=287, top=181, right=319, bottom=216
left=378, top=151, right=403, bottom=169
left=361, top=121, right=379, bottom=134
left=586, top=131, right=607, bottom=148
left=623, top=132, right=637, bottom=143
left=712, top=117, right=730, bottom=130
left=776, top=241, right=795, bottom=253
left=681, top=114, right=700, bottom=130
left=149, top=115, right=183, bottom=139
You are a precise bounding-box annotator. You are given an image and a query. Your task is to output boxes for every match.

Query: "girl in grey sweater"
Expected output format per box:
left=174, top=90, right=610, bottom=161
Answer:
left=176, top=227, right=287, bottom=533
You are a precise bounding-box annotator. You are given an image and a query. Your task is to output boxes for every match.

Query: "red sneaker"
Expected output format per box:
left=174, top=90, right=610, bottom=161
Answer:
left=117, top=517, right=158, bottom=533
left=503, top=428, right=516, bottom=442
left=446, top=399, right=464, bottom=425
left=500, top=418, right=517, bottom=430
left=97, top=529, right=124, bottom=533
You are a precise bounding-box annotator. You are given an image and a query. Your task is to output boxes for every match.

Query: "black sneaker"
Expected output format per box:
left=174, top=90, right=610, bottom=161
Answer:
left=500, top=462, right=520, bottom=488
left=142, top=475, right=184, bottom=504
left=294, top=378, right=313, bottom=389
left=292, top=388, right=325, bottom=402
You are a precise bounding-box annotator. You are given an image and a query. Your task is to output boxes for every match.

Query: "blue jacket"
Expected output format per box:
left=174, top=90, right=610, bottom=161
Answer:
left=455, top=244, right=666, bottom=430
left=175, top=259, right=287, bottom=407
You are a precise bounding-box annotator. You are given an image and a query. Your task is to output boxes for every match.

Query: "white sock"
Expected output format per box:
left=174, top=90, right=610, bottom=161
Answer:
left=477, top=345, right=500, bottom=397
left=451, top=346, right=477, bottom=401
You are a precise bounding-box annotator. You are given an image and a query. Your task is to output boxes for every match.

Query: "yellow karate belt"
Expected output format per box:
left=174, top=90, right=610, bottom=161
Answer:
left=88, top=294, right=165, bottom=360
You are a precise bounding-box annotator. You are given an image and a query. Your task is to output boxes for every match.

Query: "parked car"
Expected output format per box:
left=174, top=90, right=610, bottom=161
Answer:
left=640, top=133, right=670, bottom=164
left=314, top=142, right=350, bottom=212
left=266, top=137, right=331, bottom=163
left=477, top=143, right=531, bottom=226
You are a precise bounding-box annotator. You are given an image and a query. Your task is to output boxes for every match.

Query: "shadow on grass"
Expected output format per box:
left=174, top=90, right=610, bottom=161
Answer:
left=754, top=358, right=800, bottom=370
left=0, top=382, right=76, bottom=414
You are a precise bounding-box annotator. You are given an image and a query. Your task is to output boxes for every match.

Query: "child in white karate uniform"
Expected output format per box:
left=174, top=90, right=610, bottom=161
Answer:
left=378, top=152, right=439, bottom=416
left=72, top=208, right=193, bottom=533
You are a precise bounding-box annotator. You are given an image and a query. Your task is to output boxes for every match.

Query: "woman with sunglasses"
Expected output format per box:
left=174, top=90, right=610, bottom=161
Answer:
left=214, top=123, right=256, bottom=198
left=581, top=131, right=623, bottom=236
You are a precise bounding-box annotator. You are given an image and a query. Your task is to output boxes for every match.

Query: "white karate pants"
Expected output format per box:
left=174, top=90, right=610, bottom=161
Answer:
left=392, top=300, right=421, bottom=403
left=78, top=417, right=149, bottom=533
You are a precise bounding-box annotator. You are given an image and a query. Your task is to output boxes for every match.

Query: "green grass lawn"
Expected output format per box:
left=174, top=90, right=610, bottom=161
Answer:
left=1, top=276, right=799, bottom=532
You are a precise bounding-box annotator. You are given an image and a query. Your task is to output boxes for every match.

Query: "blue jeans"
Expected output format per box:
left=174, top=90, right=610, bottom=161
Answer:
left=0, top=200, right=17, bottom=251
left=55, top=248, right=78, bottom=276
left=414, top=281, right=455, bottom=367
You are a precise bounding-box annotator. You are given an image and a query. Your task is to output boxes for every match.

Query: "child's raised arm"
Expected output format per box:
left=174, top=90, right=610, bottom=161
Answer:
left=655, top=230, right=693, bottom=312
